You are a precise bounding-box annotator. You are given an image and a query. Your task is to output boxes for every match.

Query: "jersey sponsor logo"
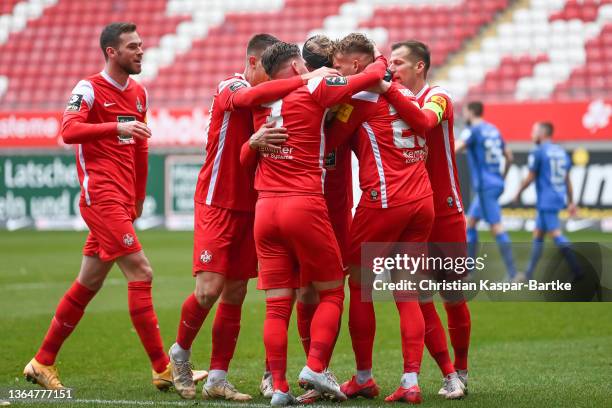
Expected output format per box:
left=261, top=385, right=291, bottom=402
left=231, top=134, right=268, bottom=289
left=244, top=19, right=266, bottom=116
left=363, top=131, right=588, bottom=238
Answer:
left=200, top=250, right=213, bottom=264
left=403, top=149, right=427, bottom=164
left=117, top=116, right=137, bottom=144
left=325, top=76, right=348, bottom=86
left=229, top=81, right=247, bottom=92
left=103, top=101, right=116, bottom=107
left=335, top=103, right=354, bottom=123
left=136, top=97, right=143, bottom=113
left=66, top=94, right=83, bottom=111
left=259, top=145, right=294, bottom=160
left=324, top=149, right=337, bottom=169
left=123, top=233, right=135, bottom=247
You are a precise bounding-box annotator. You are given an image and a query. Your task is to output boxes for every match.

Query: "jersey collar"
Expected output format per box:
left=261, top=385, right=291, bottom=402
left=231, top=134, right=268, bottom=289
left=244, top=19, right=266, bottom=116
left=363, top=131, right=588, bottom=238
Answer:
left=415, top=83, right=429, bottom=99
left=101, top=70, right=130, bottom=91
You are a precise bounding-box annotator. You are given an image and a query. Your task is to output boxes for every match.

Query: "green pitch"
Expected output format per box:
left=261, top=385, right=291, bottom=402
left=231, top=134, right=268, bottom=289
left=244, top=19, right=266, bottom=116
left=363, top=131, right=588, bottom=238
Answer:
left=1, top=230, right=611, bottom=407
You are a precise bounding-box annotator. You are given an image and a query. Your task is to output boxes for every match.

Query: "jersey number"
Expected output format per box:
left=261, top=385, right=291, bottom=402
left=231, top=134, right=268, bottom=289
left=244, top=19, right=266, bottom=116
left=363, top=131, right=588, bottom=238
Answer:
left=550, top=157, right=567, bottom=186
left=391, top=119, right=425, bottom=149
left=484, top=138, right=503, bottom=165
left=265, top=100, right=284, bottom=128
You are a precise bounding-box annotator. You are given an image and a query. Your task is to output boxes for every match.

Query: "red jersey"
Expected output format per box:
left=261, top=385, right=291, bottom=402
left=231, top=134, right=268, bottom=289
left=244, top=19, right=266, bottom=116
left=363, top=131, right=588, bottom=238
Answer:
left=328, top=89, right=432, bottom=209
left=323, top=142, right=353, bottom=214
left=61, top=71, right=149, bottom=207
left=383, top=82, right=463, bottom=217
left=416, top=84, right=463, bottom=216
left=251, top=57, right=387, bottom=195
left=194, top=73, right=307, bottom=211
left=195, top=74, right=257, bottom=211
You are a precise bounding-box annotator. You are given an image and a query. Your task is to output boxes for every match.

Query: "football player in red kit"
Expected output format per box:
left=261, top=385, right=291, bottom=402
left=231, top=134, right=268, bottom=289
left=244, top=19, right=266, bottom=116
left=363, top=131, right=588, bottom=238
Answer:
left=242, top=41, right=387, bottom=406
left=168, top=34, right=336, bottom=400
left=24, top=22, right=176, bottom=391
left=381, top=40, right=471, bottom=399
left=327, top=34, right=433, bottom=404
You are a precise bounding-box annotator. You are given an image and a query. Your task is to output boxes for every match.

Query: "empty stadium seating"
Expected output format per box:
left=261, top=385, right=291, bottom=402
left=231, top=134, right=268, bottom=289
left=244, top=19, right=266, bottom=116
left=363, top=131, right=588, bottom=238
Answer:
left=0, top=0, right=610, bottom=112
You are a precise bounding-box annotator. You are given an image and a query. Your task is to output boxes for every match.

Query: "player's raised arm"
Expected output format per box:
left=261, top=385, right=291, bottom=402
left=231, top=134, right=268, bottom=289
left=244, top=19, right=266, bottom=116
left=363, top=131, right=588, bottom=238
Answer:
left=223, top=67, right=339, bottom=111
left=309, top=55, right=387, bottom=108
left=382, top=81, right=442, bottom=135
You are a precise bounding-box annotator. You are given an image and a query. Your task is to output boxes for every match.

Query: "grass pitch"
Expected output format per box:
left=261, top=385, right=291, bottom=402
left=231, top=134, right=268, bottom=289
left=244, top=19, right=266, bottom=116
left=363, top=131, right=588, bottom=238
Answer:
left=0, top=230, right=611, bottom=407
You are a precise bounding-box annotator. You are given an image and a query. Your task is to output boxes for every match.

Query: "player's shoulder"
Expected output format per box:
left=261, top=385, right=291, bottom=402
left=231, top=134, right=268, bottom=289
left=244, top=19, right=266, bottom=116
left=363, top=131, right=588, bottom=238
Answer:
left=424, top=85, right=453, bottom=103
left=217, top=73, right=250, bottom=93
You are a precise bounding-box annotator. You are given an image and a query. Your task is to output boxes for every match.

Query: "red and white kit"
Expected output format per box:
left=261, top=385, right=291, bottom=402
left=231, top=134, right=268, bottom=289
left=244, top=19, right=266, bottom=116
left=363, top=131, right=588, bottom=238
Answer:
left=62, top=71, right=148, bottom=261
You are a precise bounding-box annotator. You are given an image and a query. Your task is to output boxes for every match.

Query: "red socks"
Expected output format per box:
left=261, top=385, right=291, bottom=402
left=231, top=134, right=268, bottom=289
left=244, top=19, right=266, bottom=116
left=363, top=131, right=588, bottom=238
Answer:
left=395, top=300, right=425, bottom=374
left=306, top=286, right=344, bottom=373
left=176, top=293, right=210, bottom=351
left=296, top=302, right=317, bottom=356
left=128, top=281, right=169, bottom=373
left=348, top=281, right=375, bottom=371
left=444, top=300, right=471, bottom=371
left=35, top=280, right=97, bottom=366
left=210, top=302, right=242, bottom=371
left=420, top=302, right=455, bottom=376
left=264, top=296, right=293, bottom=392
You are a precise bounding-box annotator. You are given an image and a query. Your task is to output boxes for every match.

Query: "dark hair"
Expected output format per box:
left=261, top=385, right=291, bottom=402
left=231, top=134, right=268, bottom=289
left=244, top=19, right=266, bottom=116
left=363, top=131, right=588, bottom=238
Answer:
left=261, top=41, right=301, bottom=78
left=302, top=35, right=333, bottom=69
left=467, top=101, right=484, bottom=117
left=539, top=121, right=554, bottom=137
left=333, top=33, right=374, bottom=59
left=391, top=40, right=431, bottom=76
left=246, top=33, right=280, bottom=56
left=100, top=22, right=137, bottom=61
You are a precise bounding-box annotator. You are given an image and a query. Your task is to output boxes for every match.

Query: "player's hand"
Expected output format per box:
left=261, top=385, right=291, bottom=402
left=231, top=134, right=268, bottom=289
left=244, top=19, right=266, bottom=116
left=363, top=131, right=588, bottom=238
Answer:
left=249, top=122, right=288, bottom=151
left=301, top=66, right=340, bottom=81
left=367, top=79, right=392, bottom=94
left=117, top=121, right=151, bottom=140
left=567, top=202, right=577, bottom=218
left=135, top=199, right=145, bottom=218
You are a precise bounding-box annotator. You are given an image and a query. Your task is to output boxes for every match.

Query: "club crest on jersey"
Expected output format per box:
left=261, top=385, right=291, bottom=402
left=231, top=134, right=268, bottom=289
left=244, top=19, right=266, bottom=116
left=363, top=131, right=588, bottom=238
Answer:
left=136, top=97, right=143, bottom=113
left=370, top=190, right=379, bottom=201
left=200, top=250, right=213, bottom=264
left=447, top=196, right=454, bottom=208
left=123, top=233, right=135, bottom=247
left=325, top=76, right=348, bottom=86
left=66, top=94, right=83, bottom=111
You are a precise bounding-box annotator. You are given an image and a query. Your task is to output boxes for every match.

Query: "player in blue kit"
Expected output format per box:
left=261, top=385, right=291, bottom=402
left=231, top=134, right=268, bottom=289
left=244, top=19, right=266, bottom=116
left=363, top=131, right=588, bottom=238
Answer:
left=455, top=101, right=517, bottom=280
left=512, top=122, right=581, bottom=281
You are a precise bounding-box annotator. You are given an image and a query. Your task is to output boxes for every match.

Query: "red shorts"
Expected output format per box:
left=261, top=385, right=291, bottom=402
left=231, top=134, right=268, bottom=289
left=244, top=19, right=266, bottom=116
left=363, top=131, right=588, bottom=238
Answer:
left=192, top=202, right=257, bottom=279
left=428, top=213, right=467, bottom=243
left=80, top=202, right=141, bottom=262
left=348, top=195, right=434, bottom=266
left=254, top=194, right=344, bottom=290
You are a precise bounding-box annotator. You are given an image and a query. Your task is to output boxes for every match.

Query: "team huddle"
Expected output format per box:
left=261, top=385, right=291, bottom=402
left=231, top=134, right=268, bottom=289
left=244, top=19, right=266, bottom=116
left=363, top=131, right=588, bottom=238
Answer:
left=22, top=20, right=579, bottom=407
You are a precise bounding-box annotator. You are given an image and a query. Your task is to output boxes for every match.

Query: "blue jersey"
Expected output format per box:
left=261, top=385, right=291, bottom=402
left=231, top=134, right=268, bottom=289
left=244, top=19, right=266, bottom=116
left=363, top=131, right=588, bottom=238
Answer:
left=461, top=121, right=506, bottom=191
left=528, top=141, right=571, bottom=211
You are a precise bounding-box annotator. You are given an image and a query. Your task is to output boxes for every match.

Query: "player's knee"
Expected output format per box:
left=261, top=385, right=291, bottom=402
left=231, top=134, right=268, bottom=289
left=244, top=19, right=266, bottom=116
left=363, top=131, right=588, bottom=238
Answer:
left=222, top=281, right=248, bottom=304
left=194, top=284, right=222, bottom=308
left=490, top=223, right=504, bottom=235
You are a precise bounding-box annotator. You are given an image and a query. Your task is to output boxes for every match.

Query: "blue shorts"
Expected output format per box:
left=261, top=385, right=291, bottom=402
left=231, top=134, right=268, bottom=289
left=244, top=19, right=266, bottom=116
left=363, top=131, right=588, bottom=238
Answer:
left=467, top=187, right=503, bottom=225
left=535, top=209, right=560, bottom=232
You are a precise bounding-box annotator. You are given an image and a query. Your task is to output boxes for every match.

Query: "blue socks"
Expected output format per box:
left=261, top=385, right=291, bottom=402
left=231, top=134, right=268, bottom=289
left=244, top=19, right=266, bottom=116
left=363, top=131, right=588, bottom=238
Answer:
left=553, top=235, right=581, bottom=278
left=495, top=232, right=516, bottom=279
left=525, top=237, right=544, bottom=279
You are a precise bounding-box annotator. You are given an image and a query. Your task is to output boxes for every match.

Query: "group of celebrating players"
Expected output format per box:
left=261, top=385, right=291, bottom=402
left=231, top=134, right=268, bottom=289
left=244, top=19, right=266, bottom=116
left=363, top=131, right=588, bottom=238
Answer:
left=24, top=19, right=575, bottom=406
